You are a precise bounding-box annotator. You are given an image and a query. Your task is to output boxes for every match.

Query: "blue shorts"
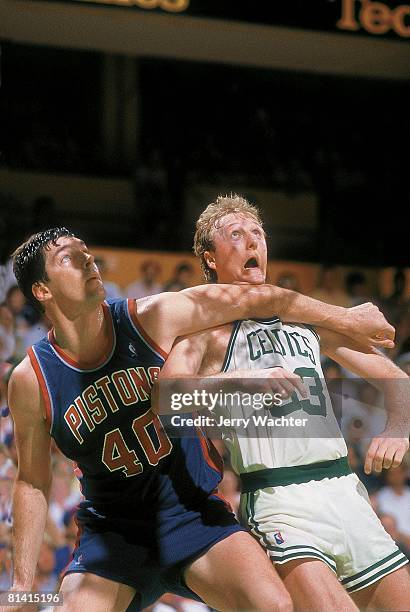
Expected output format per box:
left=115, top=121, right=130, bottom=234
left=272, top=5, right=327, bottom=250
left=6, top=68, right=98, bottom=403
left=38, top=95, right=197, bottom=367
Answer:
left=63, top=495, right=244, bottom=610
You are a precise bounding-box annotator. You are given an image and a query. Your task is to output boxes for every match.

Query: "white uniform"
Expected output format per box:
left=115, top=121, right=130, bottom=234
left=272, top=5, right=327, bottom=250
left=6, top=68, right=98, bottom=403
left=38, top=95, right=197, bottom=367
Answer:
left=218, top=317, right=408, bottom=592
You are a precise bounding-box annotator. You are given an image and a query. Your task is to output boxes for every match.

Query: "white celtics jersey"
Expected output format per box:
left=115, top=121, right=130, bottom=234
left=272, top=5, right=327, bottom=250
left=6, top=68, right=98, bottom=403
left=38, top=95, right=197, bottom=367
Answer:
left=219, top=317, right=347, bottom=474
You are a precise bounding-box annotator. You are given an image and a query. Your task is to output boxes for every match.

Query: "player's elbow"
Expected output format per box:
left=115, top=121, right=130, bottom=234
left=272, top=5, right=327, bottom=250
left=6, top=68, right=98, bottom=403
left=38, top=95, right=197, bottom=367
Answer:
left=15, top=471, right=52, bottom=501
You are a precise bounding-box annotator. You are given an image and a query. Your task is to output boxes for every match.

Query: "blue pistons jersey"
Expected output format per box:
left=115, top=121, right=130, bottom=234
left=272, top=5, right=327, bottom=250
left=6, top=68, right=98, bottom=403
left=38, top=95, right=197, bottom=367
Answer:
left=28, top=299, right=223, bottom=510
left=28, top=298, right=243, bottom=607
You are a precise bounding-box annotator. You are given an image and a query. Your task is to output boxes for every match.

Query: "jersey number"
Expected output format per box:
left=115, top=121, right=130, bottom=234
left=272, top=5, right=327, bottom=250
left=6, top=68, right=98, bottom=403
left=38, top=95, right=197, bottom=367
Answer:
left=102, top=410, right=172, bottom=477
left=271, top=367, right=327, bottom=417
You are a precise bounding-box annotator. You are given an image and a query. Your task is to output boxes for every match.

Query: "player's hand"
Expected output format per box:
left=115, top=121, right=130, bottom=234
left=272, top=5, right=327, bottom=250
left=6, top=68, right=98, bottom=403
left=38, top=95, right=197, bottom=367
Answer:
left=364, top=434, right=409, bottom=474
left=230, top=367, right=308, bottom=399
left=344, top=303, right=395, bottom=349
left=266, top=367, right=308, bottom=399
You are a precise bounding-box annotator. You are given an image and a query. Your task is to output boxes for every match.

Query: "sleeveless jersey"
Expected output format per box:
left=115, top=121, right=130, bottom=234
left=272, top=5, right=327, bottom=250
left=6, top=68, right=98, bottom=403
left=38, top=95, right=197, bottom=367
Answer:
left=220, top=317, right=347, bottom=475
left=28, top=299, right=222, bottom=508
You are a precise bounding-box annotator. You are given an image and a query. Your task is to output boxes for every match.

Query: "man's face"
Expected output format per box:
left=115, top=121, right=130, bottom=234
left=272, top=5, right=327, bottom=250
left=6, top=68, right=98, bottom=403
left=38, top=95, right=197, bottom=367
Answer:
left=206, top=213, right=267, bottom=285
left=39, top=236, right=105, bottom=311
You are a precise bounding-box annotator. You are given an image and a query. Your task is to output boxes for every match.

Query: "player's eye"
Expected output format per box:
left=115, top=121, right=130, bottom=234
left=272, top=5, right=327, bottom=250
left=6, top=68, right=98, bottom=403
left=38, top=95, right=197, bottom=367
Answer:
left=231, top=230, right=241, bottom=239
left=61, top=254, right=71, bottom=263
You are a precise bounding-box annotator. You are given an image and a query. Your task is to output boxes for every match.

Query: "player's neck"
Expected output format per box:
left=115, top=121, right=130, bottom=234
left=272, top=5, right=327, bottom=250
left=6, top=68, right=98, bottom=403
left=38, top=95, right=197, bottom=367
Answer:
left=50, top=304, right=111, bottom=367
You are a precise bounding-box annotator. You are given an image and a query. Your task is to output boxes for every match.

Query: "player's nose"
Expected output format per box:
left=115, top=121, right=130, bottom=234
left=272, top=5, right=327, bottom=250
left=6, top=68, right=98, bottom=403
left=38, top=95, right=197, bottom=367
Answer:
left=84, top=251, right=95, bottom=269
left=246, top=231, right=258, bottom=249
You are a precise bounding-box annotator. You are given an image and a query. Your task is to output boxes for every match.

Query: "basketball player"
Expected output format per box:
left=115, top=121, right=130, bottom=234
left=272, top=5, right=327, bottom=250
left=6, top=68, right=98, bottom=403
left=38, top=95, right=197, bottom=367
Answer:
left=4, top=228, right=393, bottom=612
left=155, top=195, right=410, bottom=611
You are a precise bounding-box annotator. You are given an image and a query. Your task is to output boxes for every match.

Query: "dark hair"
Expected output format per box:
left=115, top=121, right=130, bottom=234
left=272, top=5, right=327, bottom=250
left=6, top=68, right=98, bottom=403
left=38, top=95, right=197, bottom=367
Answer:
left=11, top=228, right=74, bottom=312
left=175, top=262, right=193, bottom=275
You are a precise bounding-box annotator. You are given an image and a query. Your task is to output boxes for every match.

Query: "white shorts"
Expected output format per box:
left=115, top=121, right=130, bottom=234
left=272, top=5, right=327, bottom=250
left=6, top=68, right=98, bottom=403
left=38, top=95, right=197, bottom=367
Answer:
left=240, top=473, right=408, bottom=593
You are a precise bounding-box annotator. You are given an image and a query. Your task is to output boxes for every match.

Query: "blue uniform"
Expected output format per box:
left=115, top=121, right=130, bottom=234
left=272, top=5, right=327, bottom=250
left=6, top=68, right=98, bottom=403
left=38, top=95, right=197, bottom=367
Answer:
left=29, top=299, right=242, bottom=609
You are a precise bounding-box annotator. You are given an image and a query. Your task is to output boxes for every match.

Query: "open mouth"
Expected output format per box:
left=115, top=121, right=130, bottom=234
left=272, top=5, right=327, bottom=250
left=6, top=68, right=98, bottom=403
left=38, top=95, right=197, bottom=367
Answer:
left=244, top=257, right=259, bottom=270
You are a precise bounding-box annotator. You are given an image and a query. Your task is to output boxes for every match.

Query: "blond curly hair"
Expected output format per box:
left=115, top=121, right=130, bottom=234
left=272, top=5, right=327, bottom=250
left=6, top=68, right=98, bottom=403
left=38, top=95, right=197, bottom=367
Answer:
left=193, top=194, right=264, bottom=283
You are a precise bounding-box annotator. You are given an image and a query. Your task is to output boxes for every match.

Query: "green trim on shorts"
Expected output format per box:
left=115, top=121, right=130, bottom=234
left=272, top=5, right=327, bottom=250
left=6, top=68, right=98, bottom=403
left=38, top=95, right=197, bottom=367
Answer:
left=342, top=550, right=409, bottom=593
left=240, top=456, right=351, bottom=492
left=245, top=493, right=337, bottom=574
left=269, top=548, right=337, bottom=573
left=268, top=544, right=335, bottom=564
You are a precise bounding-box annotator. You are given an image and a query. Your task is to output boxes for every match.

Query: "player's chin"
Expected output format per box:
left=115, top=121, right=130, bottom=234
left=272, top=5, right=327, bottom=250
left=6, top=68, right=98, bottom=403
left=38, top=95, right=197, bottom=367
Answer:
left=88, top=283, right=106, bottom=301
left=244, top=269, right=265, bottom=284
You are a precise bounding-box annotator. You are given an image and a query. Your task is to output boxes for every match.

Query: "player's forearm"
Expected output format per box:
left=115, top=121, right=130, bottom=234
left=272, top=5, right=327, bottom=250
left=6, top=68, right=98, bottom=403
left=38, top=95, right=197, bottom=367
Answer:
left=234, top=284, right=348, bottom=330
left=254, top=286, right=350, bottom=329
left=11, top=479, right=49, bottom=590
left=381, top=377, right=410, bottom=437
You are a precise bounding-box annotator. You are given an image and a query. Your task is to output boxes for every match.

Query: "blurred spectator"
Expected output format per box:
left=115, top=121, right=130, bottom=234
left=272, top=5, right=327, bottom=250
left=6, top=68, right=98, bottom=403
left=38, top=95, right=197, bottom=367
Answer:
left=20, top=311, right=51, bottom=352
left=376, top=466, right=410, bottom=545
left=344, top=420, right=381, bottom=494
left=341, top=383, right=385, bottom=442
left=126, top=260, right=162, bottom=299
left=0, top=363, right=15, bottom=454
left=0, top=444, right=15, bottom=481
left=390, top=309, right=410, bottom=362
left=4, top=285, right=42, bottom=361
left=0, top=445, right=15, bottom=529
left=383, top=269, right=408, bottom=317
left=275, top=272, right=300, bottom=292
left=33, top=539, right=59, bottom=593
left=322, top=359, right=343, bottom=424
left=345, top=270, right=368, bottom=306
left=379, top=514, right=410, bottom=559
left=396, top=352, right=410, bottom=377
left=95, top=257, right=123, bottom=300
left=48, top=456, right=82, bottom=530
left=0, top=540, right=12, bottom=591
left=0, top=362, right=12, bottom=408
left=44, top=514, right=73, bottom=576
left=0, top=259, right=16, bottom=304
left=390, top=269, right=407, bottom=302
left=5, top=286, right=28, bottom=325
left=0, top=307, right=16, bottom=362
left=310, top=265, right=350, bottom=307
left=322, top=359, right=342, bottom=382
left=340, top=382, right=386, bottom=488
left=163, top=263, right=194, bottom=292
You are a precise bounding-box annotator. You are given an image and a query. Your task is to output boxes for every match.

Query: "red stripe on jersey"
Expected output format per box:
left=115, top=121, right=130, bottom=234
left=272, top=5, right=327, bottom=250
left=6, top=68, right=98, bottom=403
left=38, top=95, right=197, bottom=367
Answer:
left=60, top=511, right=83, bottom=579
left=195, top=425, right=223, bottom=476
left=73, top=462, right=84, bottom=492
left=127, top=298, right=168, bottom=360
left=27, top=347, right=53, bottom=431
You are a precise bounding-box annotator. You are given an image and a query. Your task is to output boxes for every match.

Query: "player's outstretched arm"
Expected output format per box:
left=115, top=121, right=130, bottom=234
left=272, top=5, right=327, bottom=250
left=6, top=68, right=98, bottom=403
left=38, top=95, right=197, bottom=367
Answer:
left=318, top=328, right=409, bottom=474
left=7, top=358, right=52, bottom=594
left=136, top=285, right=394, bottom=355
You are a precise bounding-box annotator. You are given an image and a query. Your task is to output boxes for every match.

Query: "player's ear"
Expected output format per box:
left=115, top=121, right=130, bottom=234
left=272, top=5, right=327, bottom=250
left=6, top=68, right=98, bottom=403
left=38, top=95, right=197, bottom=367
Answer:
left=32, top=281, right=52, bottom=306
left=204, top=251, right=216, bottom=271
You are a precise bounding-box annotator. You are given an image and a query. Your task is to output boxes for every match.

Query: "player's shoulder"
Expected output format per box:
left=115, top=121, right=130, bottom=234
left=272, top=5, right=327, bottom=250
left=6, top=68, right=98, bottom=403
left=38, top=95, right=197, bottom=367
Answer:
left=176, top=327, right=213, bottom=350
left=10, top=355, right=36, bottom=383
left=9, top=356, right=40, bottom=403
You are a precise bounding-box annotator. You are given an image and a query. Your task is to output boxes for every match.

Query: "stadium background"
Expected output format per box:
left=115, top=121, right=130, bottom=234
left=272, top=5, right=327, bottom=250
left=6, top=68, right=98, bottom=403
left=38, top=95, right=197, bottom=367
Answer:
left=0, top=1, right=409, bottom=609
